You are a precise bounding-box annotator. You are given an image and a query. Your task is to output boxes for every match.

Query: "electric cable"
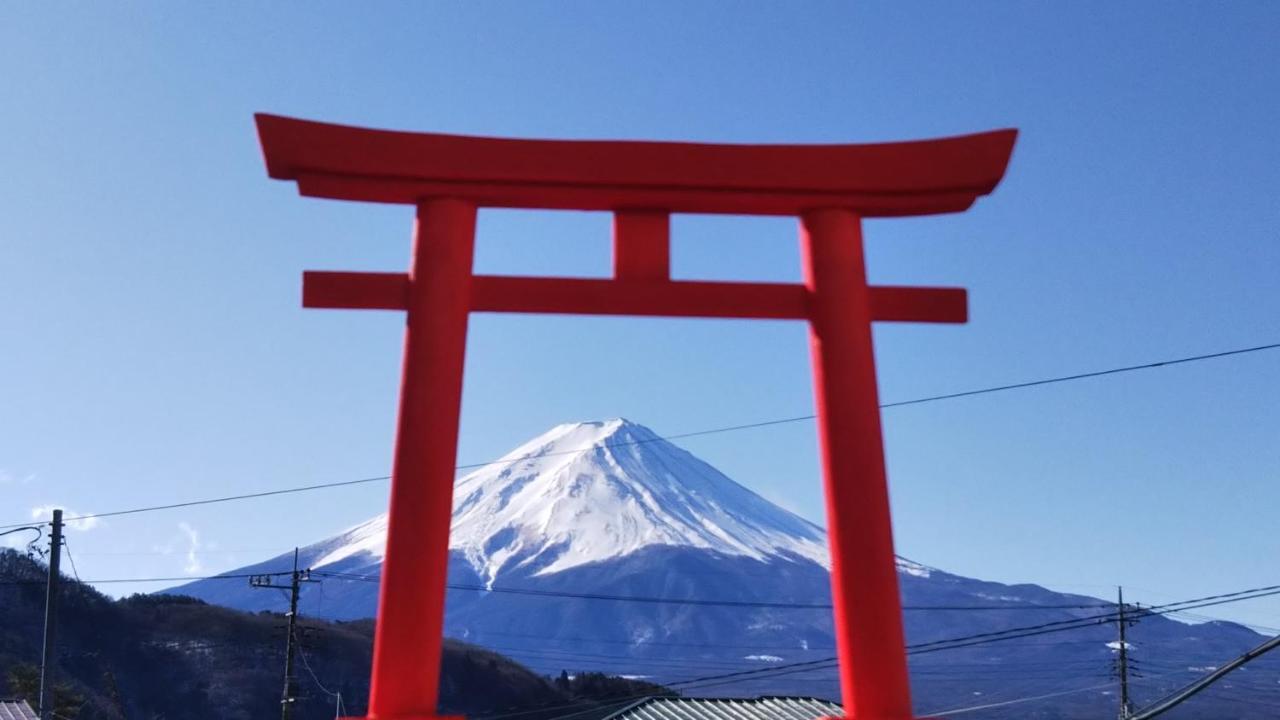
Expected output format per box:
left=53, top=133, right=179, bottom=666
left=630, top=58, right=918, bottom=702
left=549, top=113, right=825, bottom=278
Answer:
left=3, top=339, right=1275, bottom=532
left=597, top=585, right=1280, bottom=693
left=0, top=525, right=44, bottom=556
left=62, top=537, right=83, bottom=584
left=291, top=577, right=1280, bottom=720
left=922, top=669, right=1198, bottom=717
left=293, top=626, right=340, bottom=699
left=313, top=570, right=1112, bottom=612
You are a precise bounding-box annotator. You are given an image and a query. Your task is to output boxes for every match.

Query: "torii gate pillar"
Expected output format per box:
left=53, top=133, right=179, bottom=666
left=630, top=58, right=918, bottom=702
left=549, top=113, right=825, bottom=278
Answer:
left=803, top=209, right=911, bottom=715
left=372, top=199, right=477, bottom=712
left=255, top=114, right=1016, bottom=720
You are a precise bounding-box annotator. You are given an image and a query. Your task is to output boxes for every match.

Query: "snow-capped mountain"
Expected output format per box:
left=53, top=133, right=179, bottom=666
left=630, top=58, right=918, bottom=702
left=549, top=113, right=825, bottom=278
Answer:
left=315, top=419, right=829, bottom=586
left=451, top=419, right=830, bottom=581
left=172, top=420, right=1275, bottom=719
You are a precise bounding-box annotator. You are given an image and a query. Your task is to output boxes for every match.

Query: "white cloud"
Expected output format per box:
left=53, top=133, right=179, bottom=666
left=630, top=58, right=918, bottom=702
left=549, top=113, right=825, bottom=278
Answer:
left=178, top=522, right=202, bottom=574
left=29, top=505, right=101, bottom=532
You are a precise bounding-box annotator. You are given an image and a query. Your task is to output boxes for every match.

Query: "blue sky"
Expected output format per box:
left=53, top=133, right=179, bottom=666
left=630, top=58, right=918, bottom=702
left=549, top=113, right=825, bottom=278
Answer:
left=1, top=3, right=1277, bottom=628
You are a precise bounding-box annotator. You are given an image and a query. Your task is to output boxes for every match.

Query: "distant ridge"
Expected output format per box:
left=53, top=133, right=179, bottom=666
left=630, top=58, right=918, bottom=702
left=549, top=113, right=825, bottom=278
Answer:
left=171, top=420, right=1276, bottom=719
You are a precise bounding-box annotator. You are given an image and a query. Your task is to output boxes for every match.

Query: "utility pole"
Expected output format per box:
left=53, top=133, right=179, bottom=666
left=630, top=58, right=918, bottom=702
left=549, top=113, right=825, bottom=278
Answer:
left=37, top=504, right=63, bottom=717
left=1116, top=586, right=1133, bottom=720
left=251, top=548, right=316, bottom=720
left=38, top=508, right=63, bottom=720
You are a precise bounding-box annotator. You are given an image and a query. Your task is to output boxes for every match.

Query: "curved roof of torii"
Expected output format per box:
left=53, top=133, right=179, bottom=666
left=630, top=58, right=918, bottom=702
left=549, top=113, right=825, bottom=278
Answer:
left=255, top=113, right=1016, bottom=217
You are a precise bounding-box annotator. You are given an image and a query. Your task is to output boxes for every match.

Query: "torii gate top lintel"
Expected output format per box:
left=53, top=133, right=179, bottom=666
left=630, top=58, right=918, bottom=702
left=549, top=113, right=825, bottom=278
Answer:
left=258, top=112, right=1017, bottom=720
left=255, top=113, right=1016, bottom=216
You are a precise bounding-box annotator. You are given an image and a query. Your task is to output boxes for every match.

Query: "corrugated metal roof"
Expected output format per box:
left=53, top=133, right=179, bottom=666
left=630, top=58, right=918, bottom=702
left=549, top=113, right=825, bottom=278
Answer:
left=0, top=701, right=38, bottom=720
left=603, top=696, right=843, bottom=720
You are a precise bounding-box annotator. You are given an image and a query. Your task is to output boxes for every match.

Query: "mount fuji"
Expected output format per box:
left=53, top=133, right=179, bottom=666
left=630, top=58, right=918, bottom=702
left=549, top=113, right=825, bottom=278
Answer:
left=173, top=419, right=1276, bottom=719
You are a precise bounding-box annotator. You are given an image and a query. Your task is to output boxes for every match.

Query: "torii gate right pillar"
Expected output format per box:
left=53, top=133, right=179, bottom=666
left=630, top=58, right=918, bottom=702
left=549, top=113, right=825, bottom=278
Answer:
left=804, top=209, right=912, bottom=717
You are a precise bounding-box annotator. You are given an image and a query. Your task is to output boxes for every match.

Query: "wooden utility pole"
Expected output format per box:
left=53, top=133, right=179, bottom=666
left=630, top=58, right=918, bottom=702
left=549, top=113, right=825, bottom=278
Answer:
left=251, top=548, right=315, bottom=720
left=38, top=509, right=63, bottom=720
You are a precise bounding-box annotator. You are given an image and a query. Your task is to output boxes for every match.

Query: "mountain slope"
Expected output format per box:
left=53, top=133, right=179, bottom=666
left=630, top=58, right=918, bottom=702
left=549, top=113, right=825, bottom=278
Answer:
left=172, top=419, right=1280, bottom=719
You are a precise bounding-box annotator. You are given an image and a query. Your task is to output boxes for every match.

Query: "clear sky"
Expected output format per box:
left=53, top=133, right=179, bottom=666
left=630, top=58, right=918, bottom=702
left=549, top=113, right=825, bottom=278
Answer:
left=1, top=3, right=1277, bottom=628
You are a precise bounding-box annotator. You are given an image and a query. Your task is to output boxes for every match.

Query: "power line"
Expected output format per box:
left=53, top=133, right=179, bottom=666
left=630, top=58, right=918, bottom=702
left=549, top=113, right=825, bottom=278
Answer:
left=0, top=571, right=293, bottom=586
left=500, top=592, right=1277, bottom=720
left=0, top=475, right=394, bottom=531
left=650, top=624, right=1112, bottom=692
left=612, top=585, right=1280, bottom=694
left=4, top=565, right=1279, bottom=652
left=9, top=569, right=1269, bottom=699
left=914, top=590, right=1280, bottom=665
left=665, top=657, right=840, bottom=689
left=3, top=339, right=1275, bottom=532
left=5, top=563, right=1275, bottom=620
left=0, top=525, right=44, bottom=556
left=1145, top=583, right=1280, bottom=614
left=916, top=583, right=1280, bottom=652
left=923, top=669, right=1199, bottom=717
left=674, top=661, right=844, bottom=693
left=402, top=642, right=1141, bottom=677
left=527, top=666, right=1178, bottom=720
left=490, top=648, right=749, bottom=673
left=461, top=628, right=833, bottom=652
left=293, top=626, right=339, bottom=699
left=516, top=583, right=1280, bottom=719
left=1161, top=609, right=1280, bottom=636
left=470, top=630, right=1088, bottom=655
left=0, top=562, right=1115, bottom=612
left=910, top=587, right=1280, bottom=656
left=315, top=570, right=1113, bottom=611
left=877, top=341, right=1280, bottom=409
left=1106, top=583, right=1280, bottom=635
left=1131, top=631, right=1280, bottom=720
left=61, top=538, right=82, bottom=585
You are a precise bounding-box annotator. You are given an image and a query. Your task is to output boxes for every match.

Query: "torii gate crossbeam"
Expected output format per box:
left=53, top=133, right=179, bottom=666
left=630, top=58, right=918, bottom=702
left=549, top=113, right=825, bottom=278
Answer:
left=255, top=114, right=1017, bottom=720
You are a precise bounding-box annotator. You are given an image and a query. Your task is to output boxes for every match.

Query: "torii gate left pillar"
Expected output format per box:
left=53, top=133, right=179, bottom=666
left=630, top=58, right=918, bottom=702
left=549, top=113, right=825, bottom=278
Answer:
left=255, top=114, right=1016, bottom=720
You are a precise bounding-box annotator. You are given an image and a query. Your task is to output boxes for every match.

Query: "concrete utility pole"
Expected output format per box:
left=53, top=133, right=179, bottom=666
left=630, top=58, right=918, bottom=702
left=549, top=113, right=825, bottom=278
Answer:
left=38, top=508, right=63, bottom=720
left=250, top=548, right=316, bottom=720
left=1116, top=586, right=1133, bottom=720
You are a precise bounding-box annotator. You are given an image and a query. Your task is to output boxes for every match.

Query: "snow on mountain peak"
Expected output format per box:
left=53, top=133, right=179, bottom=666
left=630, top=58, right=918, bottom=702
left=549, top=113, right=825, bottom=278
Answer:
left=309, top=419, right=933, bottom=584
left=449, top=419, right=830, bottom=584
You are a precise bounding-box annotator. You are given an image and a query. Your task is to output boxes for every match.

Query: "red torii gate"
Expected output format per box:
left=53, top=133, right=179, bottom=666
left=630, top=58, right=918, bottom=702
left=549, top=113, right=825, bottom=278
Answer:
left=255, top=114, right=1016, bottom=720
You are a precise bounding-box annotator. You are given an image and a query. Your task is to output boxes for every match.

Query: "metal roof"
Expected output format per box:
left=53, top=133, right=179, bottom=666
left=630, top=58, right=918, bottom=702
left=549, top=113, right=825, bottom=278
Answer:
left=0, top=701, right=38, bottom=720
left=602, top=696, right=843, bottom=720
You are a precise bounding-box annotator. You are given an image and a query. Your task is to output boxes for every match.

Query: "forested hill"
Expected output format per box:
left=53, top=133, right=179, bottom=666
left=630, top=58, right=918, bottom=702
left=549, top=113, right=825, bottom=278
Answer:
left=0, top=550, right=669, bottom=720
